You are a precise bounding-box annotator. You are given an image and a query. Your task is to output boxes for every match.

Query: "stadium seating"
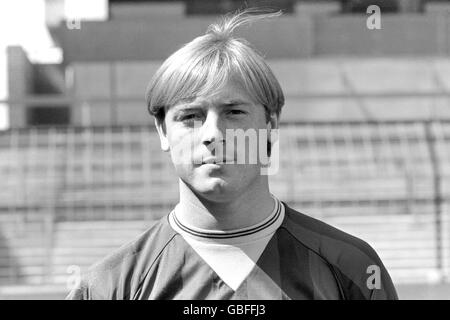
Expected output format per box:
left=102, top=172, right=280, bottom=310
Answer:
left=1, top=121, right=449, bottom=289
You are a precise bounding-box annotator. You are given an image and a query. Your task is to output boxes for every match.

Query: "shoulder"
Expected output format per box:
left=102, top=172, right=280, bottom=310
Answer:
left=67, top=215, right=177, bottom=300
left=281, top=203, right=379, bottom=264
left=280, top=203, right=398, bottom=300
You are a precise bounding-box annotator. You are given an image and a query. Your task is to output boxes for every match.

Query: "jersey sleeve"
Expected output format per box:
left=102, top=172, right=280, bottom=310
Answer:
left=65, top=217, right=177, bottom=300
left=330, top=240, right=399, bottom=300
left=282, top=204, right=399, bottom=300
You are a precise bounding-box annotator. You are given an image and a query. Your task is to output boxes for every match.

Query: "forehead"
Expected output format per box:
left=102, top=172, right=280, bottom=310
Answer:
left=175, top=79, right=257, bottom=108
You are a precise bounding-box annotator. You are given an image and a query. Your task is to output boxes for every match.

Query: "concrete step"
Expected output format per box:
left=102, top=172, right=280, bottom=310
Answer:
left=54, top=221, right=154, bottom=231
left=0, top=257, right=47, bottom=267
left=0, top=266, right=46, bottom=277
left=384, top=259, right=438, bottom=269
left=0, top=247, right=47, bottom=257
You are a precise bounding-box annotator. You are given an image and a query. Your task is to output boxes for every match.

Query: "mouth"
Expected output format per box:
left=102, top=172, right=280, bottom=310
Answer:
left=201, top=157, right=233, bottom=165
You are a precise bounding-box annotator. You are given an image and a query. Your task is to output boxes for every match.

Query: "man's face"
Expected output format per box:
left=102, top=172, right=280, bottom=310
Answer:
left=155, top=79, right=275, bottom=202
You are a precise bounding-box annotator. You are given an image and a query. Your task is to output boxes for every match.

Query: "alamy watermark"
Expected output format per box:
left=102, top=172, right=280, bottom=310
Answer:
left=66, top=264, right=81, bottom=291
left=367, top=5, right=381, bottom=30
left=169, top=121, right=279, bottom=175
left=66, top=19, right=81, bottom=30
left=366, top=265, right=381, bottom=290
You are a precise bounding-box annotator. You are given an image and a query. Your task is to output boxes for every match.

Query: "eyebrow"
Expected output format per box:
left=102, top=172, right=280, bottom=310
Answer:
left=221, top=100, right=251, bottom=107
left=172, top=98, right=252, bottom=111
left=171, top=101, right=202, bottom=112
left=177, top=96, right=198, bottom=105
left=172, top=106, right=202, bottom=114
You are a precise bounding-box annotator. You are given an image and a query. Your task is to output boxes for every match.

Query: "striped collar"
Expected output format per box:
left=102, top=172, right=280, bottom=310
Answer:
left=169, top=196, right=284, bottom=243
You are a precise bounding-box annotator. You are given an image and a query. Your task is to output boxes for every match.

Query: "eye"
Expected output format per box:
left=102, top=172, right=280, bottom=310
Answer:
left=180, top=112, right=203, bottom=122
left=228, top=109, right=246, bottom=116
left=182, top=114, right=197, bottom=120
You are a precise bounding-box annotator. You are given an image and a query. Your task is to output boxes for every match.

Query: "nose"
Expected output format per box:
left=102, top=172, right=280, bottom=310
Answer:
left=200, top=110, right=225, bottom=147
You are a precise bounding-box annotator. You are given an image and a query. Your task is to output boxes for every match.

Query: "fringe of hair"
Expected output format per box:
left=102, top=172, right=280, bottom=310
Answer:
left=206, top=8, right=283, bottom=41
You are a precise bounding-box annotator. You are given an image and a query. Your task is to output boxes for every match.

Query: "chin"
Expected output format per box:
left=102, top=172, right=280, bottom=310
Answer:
left=197, top=177, right=228, bottom=193
left=192, top=178, right=238, bottom=201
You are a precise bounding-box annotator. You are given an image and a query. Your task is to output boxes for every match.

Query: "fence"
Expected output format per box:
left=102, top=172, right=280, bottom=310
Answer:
left=0, top=121, right=449, bottom=286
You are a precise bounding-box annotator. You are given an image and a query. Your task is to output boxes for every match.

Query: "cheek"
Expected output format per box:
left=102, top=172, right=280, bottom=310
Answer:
left=240, top=117, right=269, bottom=162
left=168, top=130, right=197, bottom=166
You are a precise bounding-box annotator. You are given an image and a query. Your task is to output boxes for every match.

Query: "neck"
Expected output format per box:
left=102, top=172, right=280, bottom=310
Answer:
left=176, top=178, right=275, bottom=231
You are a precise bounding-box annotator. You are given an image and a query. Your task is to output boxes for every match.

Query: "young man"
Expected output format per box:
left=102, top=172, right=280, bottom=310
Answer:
left=67, top=10, right=398, bottom=300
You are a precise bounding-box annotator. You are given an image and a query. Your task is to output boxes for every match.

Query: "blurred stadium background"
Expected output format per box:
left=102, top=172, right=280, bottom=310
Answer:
left=1, top=0, right=450, bottom=299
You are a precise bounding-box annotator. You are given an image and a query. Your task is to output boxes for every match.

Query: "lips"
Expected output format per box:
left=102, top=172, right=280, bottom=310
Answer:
left=201, top=157, right=233, bottom=165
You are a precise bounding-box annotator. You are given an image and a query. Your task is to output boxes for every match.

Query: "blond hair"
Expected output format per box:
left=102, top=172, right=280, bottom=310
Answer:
left=145, top=9, right=285, bottom=122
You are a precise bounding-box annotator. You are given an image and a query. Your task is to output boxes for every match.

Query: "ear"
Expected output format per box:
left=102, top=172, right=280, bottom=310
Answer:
left=154, top=118, right=170, bottom=152
left=267, top=112, right=279, bottom=136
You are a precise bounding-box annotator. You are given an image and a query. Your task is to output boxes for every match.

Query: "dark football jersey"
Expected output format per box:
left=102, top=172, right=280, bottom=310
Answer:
left=66, top=203, right=398, bottom=300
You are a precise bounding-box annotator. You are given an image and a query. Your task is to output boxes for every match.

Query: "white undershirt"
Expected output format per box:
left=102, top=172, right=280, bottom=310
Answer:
left=168, top=195, right=285, bottom=291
